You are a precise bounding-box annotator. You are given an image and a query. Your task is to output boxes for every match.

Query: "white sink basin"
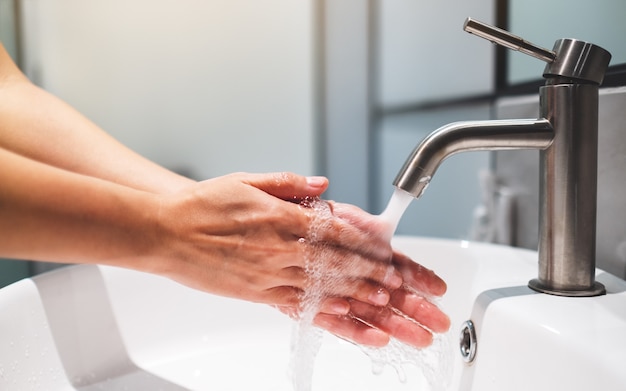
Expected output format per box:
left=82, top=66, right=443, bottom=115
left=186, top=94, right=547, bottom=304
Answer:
left=1, top=236, right=625, bottom=390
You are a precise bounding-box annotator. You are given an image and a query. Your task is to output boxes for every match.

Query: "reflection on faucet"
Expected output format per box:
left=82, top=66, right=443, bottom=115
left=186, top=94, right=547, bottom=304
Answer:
left=393, top=119, right=553, bottom=198
left=394, top=18, right=612, bottom=297
left=469, top=170, right=517, bottom=246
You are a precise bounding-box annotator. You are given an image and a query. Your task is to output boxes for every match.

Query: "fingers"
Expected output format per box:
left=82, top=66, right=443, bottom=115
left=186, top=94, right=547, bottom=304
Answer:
left=331, top=202, right=393, bottom=239
left=349, top=300, right=434, bottom=348
left=320, top=279, right=393, bottom=307
left=300, top=246, right=402, bottom=288
left=313, top=313, right=390, bottom=348
left=388, top=289, right=450, bottom=333
left=240, top=172, right=329, bottom=201
left=318, top=297, right=350, bottom=315
left=277, top=289, right=448, bottom=349
left=271, top=264, right=398, bottom=308
left=300, top=271, right=397, bottom=308
left=314, top=290, right=449, bottom=349
left=273, top=297, right=350, bottom=321
left=309, top=204, right=393, bottom=261
left=222, top=172, right=450, bottom=350
left=264, top=285, right=302, bottom=307
left=228, top=175, right=399, bottom=292
left=392, top=251, right=447, bottom=297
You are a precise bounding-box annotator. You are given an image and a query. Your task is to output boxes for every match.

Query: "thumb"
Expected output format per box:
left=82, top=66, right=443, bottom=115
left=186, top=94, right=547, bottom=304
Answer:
left=242, top=172, right=328, bottom=200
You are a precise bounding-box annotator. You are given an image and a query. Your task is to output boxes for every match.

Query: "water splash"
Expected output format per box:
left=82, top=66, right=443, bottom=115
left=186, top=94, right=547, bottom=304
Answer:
left=360, top=316, right=453, bottom=390
left=290, top=197, right=334, bottom=391
left=290, top=193, right=452, bottom=390
left=373, top=186, right=453, bottom=389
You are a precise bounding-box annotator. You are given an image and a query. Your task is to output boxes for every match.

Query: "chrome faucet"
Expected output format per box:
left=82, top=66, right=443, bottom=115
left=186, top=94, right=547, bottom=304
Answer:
left=394, top=18, right=612, bottom=297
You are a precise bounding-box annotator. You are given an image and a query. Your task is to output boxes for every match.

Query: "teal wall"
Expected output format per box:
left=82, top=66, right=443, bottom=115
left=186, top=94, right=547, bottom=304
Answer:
left=0, top=259, right=30, bottom=288
left=0, top=2, right=28, bottom=288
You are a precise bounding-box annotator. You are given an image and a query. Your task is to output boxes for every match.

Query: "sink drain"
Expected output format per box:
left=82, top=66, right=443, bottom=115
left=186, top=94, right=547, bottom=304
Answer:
left=459, top=320, right=477, bottom=364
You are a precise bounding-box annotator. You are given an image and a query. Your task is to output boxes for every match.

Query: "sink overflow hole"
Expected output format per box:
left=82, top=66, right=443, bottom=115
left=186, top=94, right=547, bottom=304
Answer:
left=459, top=320, right=477, bottom=364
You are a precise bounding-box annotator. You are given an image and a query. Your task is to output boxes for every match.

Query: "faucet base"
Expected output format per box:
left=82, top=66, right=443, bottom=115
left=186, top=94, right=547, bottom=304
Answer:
left=528, top=279, right=606, bottom=297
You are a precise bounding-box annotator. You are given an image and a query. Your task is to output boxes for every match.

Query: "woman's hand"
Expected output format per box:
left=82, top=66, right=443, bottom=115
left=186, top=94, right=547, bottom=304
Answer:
left=313, top=250, right=450, bottom=348
left=152, top=172, right=402, bottom=309
left=307, top=203, right=450, bottom=348
left=153, top=172, right=449, bottom=348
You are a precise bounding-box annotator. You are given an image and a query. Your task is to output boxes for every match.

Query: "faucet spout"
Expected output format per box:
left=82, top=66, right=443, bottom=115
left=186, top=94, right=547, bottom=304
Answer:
left=393, top=17, right=611, bottom=297
left=393, top=119, right=554, bottom=198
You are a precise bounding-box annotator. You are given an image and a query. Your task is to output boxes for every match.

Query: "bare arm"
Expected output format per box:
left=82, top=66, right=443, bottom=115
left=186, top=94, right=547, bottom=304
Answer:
left=0, top=43, right=192, bottom=195
left=0, top=146, right=162, bottom=268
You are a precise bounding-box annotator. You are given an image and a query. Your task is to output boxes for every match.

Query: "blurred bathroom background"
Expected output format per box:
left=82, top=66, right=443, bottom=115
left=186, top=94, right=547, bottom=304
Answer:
left=1, top=0, right=625, bottom=287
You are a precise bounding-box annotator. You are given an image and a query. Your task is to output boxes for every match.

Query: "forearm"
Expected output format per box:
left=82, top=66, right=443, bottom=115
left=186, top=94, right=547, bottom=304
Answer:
left=0, top=146, right=163, bottom=271
left=0, top=44, right=194, bottom=194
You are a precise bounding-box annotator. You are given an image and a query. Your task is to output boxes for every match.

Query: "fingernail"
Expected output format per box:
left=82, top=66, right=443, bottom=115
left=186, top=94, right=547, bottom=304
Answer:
left=369, top=288, right=390, bottom=306
left=306, top=176, right=327, bottom=188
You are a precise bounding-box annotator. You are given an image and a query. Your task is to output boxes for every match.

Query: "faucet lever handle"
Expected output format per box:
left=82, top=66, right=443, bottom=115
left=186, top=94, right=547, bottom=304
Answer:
left=463, top=17, right=556, bottom=64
